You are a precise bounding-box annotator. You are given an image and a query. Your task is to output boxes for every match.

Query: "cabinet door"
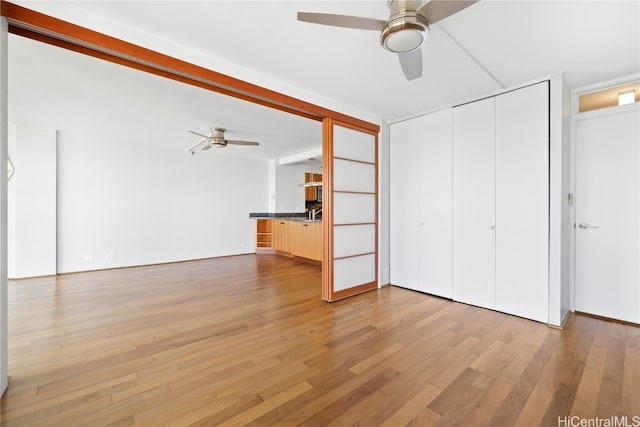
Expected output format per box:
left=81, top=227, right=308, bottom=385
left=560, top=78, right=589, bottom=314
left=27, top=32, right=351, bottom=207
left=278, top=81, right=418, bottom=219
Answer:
left=272, top=220, right=290, bottom=253
left=453, top=97, right=496, bottom=310
left=418, top=109, right=453, bottom=298
left=271, top=219, right=280, bottom=250
left=495, top=82, right=549, bottom=322
left=301, top=223, right=312, bottom=259
left=309, top=222, right=323, bottom=261
left=390, top=118, right=420, bottom=290
left=282, top=221, right=291, bottom=253
left=290, top=222, right=303, bottom=257
left=304, top=173, right=322, bottom=201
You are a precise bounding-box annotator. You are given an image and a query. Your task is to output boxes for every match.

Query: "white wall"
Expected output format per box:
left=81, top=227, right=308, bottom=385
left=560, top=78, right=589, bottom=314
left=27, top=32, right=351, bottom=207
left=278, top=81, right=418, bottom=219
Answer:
left=275, top=159, right=321, bottom=213
left=57, top=131, right=268, bottom=273
left=8, top=124, right=57, bottom=278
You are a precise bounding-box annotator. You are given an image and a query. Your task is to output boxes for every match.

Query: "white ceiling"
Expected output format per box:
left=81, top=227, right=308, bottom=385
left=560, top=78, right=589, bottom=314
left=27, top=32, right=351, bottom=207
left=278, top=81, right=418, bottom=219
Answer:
left=8, top=0, right=640, bottom=157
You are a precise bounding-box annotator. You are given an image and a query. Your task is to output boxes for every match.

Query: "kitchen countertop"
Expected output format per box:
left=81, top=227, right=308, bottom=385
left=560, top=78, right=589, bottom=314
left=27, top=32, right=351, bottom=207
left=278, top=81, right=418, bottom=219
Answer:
left=249, top=213, right=322, bottom=223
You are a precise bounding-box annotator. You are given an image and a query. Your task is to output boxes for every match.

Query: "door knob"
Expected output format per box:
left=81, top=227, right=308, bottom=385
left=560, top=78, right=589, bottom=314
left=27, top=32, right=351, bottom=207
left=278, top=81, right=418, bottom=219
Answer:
left=578, top=223, right=599, bottom=229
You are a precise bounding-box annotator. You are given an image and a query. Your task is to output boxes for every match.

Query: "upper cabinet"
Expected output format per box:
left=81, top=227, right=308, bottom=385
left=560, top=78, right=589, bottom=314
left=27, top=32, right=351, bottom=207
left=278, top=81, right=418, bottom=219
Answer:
left=304, top=172, right=322, bottom=201
left=390, top=81, right=550, bottom=323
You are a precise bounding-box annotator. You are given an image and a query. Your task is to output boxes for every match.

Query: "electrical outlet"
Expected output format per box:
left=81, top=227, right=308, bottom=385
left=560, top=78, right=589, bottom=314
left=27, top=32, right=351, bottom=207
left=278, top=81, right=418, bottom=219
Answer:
left=240, top=242, right=246, bottom=248
left=83, top=255, right=93, bottom=262
left=383, top=267, right=389, bottom=274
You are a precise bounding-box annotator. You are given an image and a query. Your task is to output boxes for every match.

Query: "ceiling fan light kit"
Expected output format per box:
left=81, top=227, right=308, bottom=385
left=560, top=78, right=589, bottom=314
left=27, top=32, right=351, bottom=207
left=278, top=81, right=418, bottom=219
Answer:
left=381, top=12, right=429, bottom=53
left=186, top=127, right=259, bottom=154
left=297, top=0, right=477, bottom=81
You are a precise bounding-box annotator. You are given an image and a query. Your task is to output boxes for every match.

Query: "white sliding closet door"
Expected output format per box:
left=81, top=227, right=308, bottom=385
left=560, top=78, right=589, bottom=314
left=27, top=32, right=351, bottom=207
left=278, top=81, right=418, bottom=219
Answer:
left=453, top=97, right=496, bottom=310
left=417, top=109, right=453, bottom=298
left=390, top=118, right=420, bottom=291
left=495, top=82, right=549, bottom=322
left=323, top=119, right=378, bottom=301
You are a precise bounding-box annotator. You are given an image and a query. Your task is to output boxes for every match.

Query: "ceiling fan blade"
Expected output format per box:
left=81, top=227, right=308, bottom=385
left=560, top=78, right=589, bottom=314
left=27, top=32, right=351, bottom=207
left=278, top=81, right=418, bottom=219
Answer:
left=297, top=12, right=385, bottom=31
left=186, top=137, right=209, bottom=153
left=226, top=140, right=260, bottom=146
left=201, top=144, right=213, bottom=151
left=187, top=130, right=210, bottom=139
left=417, top=0, right=478, bottom=23
left=399, top=50, right=423, bottom=81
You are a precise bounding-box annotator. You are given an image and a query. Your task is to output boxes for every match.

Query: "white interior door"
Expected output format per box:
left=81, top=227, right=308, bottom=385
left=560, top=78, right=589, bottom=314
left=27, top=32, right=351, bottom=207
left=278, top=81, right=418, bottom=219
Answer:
left=453, top=97, right=496, bottom=310
left=575, top=103, right=640, bottom=324
left=418, top=109, right=453, bottom=298
left=494, top=82, right=549, bottom=323
left=390, top=118, right=420, bottom=291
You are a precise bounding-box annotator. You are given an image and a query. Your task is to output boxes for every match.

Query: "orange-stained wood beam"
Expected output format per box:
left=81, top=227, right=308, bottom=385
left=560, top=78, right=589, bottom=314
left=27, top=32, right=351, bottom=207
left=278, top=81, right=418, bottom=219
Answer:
left=1, top=1, right=380, bottom=133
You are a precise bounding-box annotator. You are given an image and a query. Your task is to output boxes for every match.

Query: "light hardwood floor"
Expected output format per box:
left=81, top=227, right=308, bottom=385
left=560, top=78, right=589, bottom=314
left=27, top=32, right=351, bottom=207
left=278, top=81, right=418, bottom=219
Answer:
left=2, top=255, right=638, bottom=426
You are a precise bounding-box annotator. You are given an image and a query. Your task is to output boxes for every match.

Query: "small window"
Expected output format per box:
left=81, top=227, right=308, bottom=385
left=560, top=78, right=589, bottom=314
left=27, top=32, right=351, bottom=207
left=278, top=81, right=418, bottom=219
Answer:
left=579, top=82, right=639, bottom=113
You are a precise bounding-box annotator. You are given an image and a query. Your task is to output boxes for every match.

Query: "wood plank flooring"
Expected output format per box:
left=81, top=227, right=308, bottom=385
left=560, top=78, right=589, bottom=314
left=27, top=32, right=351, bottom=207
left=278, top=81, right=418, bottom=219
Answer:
left=2, top=255, right=638, bottom=426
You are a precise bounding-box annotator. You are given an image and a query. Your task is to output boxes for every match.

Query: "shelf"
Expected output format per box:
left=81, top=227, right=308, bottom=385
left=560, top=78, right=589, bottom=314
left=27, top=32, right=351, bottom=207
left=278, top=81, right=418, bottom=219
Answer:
left=255, top=219, right=273, bottom=249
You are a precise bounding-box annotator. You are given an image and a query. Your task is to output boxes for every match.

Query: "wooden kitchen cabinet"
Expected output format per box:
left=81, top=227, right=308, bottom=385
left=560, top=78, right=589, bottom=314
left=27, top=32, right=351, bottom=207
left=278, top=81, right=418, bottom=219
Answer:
left=289, top=221, right=304, bottom=258
left=289, top=221, right=322, bottom=262
left=304, top=173, right=322, bottom=201
left=272, top=220, right=290, bottom=253
left=307, top=222, right=323, bottom=261
left=255, top=219, right=273, bottom=253
left=255, top=218, right=322, bottom=262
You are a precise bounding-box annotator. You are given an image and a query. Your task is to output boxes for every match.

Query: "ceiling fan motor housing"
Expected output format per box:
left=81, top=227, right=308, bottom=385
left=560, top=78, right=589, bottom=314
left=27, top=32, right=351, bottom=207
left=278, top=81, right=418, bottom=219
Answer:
left=381, top=0, right=430, bottom=53
left=210, top=127, right=228, bottom=147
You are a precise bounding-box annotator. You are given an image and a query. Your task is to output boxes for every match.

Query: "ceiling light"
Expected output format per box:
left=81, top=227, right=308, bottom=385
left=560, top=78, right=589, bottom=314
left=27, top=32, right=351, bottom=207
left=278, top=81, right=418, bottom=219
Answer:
left=618, top=90, right=635, bottom=106
left=380, top=13, right=429, bottom=53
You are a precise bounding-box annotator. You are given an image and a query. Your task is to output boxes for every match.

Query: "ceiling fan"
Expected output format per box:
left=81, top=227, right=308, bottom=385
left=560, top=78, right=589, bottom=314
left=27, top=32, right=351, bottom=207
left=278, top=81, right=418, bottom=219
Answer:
left=186, top=127, right=259, bottom=154
left=297, top=0, right=477, bottom=81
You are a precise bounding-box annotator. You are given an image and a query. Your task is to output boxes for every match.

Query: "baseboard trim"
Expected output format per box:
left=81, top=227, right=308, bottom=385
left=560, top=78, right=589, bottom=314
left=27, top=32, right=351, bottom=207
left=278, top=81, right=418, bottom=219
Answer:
left=548, top=311, right=573, bottom=330
left=575, top=311, right=640, bottom=327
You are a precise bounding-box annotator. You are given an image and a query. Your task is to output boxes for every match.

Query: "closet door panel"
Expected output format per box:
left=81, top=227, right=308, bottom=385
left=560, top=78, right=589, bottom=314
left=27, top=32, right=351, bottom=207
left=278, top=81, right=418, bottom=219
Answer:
left=390, top=119, right=420, bottom=291
left=453, top=98, right=496, bottom=309
left=495, top=82, right=549, bottom=322
left=418, top=108, right=453, bottom=298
